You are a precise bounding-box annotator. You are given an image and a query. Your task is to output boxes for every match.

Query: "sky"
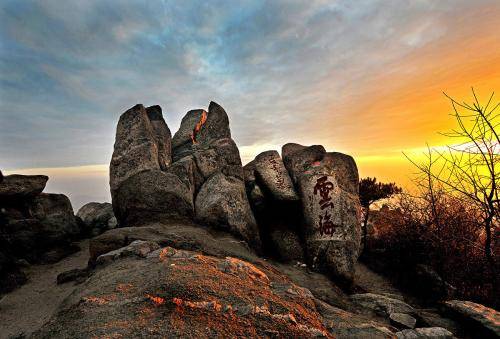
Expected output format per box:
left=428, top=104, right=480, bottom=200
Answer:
left=1, top=0, right=499, bottom=210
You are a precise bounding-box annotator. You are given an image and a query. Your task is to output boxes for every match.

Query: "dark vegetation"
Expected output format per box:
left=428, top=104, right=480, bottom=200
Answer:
left=361, top=90, right=499, bottom=308
left=359, top=177, right=401, bottom=251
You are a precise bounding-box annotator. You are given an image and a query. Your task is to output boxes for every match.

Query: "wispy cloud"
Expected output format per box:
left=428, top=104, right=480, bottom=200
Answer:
left=1, top=0, right=499, bottom=177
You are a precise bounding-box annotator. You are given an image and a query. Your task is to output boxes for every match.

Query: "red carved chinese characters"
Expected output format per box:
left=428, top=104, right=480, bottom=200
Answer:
left=314, top=176, right=336, bottom=236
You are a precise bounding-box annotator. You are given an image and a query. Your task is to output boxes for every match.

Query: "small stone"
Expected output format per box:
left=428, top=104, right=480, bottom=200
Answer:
left=390, top=312, right=417, bottom=329
left=395, top=327, right=454, bottom=338
left=351, top=293, right=415, bottom=316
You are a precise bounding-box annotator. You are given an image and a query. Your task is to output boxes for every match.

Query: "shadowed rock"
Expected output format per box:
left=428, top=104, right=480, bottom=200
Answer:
left=112, top=169, right=193, bottom=226
left=269, top=228, right=305, bottom=262
left=315, top=298, right=396, bottom=338
left=110, top=104, right=162, bottom=194
left=390, top=313, right=417, bottom=329
left=443, top=300, right=500, bottom=337
left=296, top=153, right=361, bottom=283
left=350, top=293, right=415, bottom=317
left=77, top=202, right=117, bottom=237
left=195, top=173, right=261, bottom=250
left=146, top=105, right=172, bottom=170
left=0, top=174, right=48, bottom=200
left=282, top=143, right=326, bottom=184
left=171, top=109, right=207, bottom=161
left=254, top=150, right=298, bottom=201
left=29, top=193, right=80, bottom=245
left=395, top=327, right=454, bottom=338
left=96, top=240, right=160, bottom=266
left=192, top=138, right=244, bottom=181
left=88, top=221, right=261, bottom=264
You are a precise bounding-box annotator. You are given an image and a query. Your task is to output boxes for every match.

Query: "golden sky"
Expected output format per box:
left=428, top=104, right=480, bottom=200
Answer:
left=337, top=4, right=500, bottom=185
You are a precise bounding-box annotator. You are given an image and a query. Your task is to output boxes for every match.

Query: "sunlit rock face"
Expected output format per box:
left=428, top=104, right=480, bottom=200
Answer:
left=33, top=246, right=331, bottom=338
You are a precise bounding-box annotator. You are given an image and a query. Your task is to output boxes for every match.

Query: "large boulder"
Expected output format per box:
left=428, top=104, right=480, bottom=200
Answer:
left=1, top=193, right=79, bottom=266
left=33, top=246, right=332, bottom=338
left=195, top=173, right=261, bottom=250
left=0, top=174, right=81, bottom=292
left=110, top=105, right=162, bottom=194
left=443, top=300, right=500, bottom=337
left=296, top=153, right=361, bottom=283
left=172, top=101, right=231, bottom=162
left=350, top=293, right=415, bottom=317
left=28, top=193, right=80, bottom=245
left=197, top=101, right=232, bottom=144
left=281, top=143, right=326, bottom=184
left=192, top=138, right=244, bottom=181
left=244, top=152, right=304, bottom=263
left=77, top=202, right=117, bottom=236
left=171, top=109, right=207, bottom=161
left=112, top=169, right=193, bottom=227
left=146, top=105, right=172, bottom=171
left=253, top=150, right=298, bottom=201
left=109, top=104, right=198, bottom=226
left=0, top=174, right=48, bottom=201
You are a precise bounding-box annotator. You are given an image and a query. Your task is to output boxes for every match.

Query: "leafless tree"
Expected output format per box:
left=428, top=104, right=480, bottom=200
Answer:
left=405, top=88, right=499, bottom=267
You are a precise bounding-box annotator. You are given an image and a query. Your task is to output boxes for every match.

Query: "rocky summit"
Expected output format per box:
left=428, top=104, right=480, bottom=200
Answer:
left=2, top=102, right=496, bottom=339
left=109, top=101, right=361, bottom=283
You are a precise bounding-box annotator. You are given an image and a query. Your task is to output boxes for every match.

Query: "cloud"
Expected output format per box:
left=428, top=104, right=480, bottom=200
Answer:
left=0, top=0, right=498, bottom=171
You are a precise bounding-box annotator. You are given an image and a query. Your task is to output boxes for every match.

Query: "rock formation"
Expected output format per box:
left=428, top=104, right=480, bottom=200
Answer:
left=37, top=220, right=400, bottom=338
left=244, top=144, right=361, bottom=283
left=443, top=300, right=500, bottom=337
left=0, top=173, right=81, bottom=293
left=77, top=202, right=117, bottom=237
left=296, top=151, right=361, bottom=283
left=110, top=102, right=361, bottom=283
left=110, top=101, right=260, bottom=248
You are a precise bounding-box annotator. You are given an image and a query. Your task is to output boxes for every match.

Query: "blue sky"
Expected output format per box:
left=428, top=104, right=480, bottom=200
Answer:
left=1, top=1, right=499, bottom=208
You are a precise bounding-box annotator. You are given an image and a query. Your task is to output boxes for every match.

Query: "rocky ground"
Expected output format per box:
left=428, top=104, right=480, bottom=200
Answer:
left=1, top=239, right=493, bottom=338
left=0, top=240, right=89, bottom=339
